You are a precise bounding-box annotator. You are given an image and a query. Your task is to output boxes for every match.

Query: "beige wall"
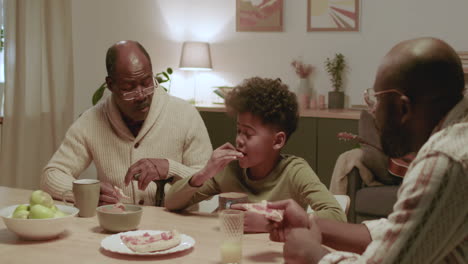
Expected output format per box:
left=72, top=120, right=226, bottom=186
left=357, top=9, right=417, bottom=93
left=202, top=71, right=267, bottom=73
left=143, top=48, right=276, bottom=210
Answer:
left=71, top=0, right=468, bottom=117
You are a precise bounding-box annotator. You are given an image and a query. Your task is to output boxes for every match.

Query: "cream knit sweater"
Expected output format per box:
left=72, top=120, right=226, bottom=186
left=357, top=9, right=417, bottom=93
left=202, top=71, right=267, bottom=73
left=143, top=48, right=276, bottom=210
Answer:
left=40, top=87, right=212, bottom=205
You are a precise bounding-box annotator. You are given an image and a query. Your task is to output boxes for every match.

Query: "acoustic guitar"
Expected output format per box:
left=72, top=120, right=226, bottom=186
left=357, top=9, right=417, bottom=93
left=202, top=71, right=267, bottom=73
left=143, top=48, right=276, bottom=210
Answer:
left=337, top=132, right=415, bottom=178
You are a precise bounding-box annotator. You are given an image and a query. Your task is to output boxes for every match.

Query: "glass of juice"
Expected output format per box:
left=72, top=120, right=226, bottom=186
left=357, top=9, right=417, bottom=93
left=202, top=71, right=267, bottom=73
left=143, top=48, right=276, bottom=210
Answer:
left=219, top=209, right=244, bottom=264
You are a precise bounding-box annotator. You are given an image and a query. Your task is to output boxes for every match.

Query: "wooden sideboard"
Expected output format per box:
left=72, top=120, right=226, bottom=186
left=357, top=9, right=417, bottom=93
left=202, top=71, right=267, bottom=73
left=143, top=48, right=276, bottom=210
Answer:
left=197, top=105, right=360, bottom=188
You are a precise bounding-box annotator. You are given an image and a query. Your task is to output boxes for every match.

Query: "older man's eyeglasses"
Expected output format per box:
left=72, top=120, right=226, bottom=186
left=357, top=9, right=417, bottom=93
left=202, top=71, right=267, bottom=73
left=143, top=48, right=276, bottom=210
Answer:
left=121, top=79, right=159, bottom=101
left=364, top=88, right=406, bottom=112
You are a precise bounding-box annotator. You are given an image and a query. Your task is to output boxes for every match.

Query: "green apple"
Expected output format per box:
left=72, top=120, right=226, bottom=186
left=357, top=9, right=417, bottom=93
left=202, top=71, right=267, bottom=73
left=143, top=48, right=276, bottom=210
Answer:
left=12, top=204, right=30, bottom=219
left=53, top=209, right=69, bottom=218
left=13, top=204, right=30, bottom=213
left=29, top=190, right=54, bottom=208
left=29, top=204, right=55, bottom=219
left=51, top=205, right=58, bottom=213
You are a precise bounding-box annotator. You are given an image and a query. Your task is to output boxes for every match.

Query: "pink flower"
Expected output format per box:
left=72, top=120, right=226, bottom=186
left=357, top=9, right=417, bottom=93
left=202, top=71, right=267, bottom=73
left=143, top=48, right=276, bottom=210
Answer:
left=291, top=60, right=315, bottom=79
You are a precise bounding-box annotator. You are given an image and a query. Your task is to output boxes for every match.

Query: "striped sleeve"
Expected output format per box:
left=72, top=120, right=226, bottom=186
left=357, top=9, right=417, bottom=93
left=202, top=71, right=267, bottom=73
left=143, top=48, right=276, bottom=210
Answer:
left=319, top=153, right=468, bottom=264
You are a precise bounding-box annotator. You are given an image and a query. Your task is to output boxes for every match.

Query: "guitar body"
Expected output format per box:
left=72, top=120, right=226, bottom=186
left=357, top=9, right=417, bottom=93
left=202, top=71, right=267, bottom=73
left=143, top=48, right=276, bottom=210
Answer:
left=388, top=158, right=409, bottom=178
left=388, top=153, right=416, bottom=178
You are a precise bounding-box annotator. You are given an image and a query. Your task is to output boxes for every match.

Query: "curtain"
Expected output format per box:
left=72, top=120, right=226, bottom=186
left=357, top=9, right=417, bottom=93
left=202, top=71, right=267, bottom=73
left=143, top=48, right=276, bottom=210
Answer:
left=0, top=0, right=74, bottom=189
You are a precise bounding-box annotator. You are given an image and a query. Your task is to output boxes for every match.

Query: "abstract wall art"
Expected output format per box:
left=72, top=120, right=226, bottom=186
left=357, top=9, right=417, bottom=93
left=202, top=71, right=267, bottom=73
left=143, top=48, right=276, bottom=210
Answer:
left=236, top=0, right=283, bottom=32
left=307, top=0, right=360, bottom=32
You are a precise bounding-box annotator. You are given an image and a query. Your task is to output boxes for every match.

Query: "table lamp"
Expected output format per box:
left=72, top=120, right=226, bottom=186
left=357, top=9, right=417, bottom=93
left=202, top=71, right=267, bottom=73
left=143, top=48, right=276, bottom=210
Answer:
left=179, top=41, right=213, bottom=104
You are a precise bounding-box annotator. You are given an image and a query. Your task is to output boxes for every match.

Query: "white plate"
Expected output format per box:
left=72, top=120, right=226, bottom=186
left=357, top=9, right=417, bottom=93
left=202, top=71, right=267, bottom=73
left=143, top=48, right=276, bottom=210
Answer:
left=101, top=230, right=195, bottom=256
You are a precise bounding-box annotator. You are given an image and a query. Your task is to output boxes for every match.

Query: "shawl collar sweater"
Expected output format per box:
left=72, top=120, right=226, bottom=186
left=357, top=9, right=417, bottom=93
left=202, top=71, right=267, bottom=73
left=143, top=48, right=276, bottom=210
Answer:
left=41, top=88, right=212, bottom=205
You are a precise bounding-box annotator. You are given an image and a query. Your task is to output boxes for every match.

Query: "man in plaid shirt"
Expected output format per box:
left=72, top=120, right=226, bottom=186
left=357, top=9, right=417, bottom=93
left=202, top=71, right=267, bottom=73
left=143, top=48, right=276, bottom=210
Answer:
left=268, top=37, right=468, bottom=263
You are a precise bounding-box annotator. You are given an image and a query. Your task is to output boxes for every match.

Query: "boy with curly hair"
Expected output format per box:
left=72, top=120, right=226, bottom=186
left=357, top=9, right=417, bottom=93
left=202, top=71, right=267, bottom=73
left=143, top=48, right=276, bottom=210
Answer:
left=165, top=77, right=346, bottom=231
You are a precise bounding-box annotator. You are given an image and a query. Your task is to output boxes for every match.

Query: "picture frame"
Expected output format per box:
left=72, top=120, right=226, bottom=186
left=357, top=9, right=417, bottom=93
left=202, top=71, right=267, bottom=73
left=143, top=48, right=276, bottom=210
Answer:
left=307, top=0, right=360, bottom=32
left=236, top=0, right=283, bottom=32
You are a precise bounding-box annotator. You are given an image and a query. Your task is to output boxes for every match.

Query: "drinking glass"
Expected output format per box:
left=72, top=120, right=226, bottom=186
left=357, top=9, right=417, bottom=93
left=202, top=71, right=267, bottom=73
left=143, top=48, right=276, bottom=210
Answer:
left=219, top=209, right=244, bottom=264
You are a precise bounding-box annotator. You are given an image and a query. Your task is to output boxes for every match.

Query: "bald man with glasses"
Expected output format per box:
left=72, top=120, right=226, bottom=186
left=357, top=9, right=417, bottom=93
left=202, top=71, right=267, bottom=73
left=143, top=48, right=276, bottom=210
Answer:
left=268, top=37, right=468, bottom=263
left=41, top=40, right=212, bottom=207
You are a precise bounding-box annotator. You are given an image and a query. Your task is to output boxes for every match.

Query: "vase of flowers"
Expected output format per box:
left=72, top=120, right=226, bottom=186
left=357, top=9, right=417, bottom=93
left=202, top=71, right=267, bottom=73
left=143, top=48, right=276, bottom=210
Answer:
left=291, top=59, right=315, bottom=109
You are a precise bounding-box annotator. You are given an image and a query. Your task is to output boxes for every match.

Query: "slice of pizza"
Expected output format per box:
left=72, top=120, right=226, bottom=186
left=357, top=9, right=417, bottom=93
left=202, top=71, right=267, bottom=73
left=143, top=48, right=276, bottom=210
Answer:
left=120, top=230, right=181, bottom=253
left=238, top=200, right=284, bottom=222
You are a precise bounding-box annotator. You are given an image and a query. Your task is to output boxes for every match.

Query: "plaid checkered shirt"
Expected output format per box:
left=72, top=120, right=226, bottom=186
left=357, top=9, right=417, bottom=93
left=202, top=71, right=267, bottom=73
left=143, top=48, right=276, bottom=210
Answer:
left=320, top=97, right=468, bottom=264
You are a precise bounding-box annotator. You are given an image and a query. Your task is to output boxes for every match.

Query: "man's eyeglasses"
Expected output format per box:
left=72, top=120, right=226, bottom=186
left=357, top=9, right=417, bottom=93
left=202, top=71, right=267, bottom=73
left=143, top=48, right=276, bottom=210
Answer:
left=364, top=88, right=406, bottom=112
left=121, top=79, right=159, bottom=101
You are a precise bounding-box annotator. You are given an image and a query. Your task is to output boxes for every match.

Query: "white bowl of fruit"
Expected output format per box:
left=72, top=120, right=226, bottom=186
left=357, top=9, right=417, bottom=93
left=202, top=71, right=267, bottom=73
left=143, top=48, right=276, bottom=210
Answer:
left=0, top=190, right=79, bottom=240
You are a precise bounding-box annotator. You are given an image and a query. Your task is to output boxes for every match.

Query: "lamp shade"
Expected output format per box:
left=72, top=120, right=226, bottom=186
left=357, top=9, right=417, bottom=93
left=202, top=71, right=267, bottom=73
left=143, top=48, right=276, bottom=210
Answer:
left=179, top=42, right=213, bottom=71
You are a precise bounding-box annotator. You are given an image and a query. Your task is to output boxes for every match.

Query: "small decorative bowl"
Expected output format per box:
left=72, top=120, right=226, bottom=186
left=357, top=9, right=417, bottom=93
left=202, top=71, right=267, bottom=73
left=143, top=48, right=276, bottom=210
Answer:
left=96, top=204, right=143, bottom=233
left=0, top=204, right=79, bottom=240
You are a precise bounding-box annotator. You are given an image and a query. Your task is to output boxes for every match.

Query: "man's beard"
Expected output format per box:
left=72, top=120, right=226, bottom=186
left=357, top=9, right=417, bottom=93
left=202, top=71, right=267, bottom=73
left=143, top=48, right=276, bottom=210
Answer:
left=380, top=117, right=411, bottom=158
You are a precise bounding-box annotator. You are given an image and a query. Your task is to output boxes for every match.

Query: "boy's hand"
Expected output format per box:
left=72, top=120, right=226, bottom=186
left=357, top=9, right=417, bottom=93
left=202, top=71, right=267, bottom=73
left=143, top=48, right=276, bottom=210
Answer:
left=206, top=143, right=244, bottom=173
left=244, top=210, right=270, bottom=233
left=231, top=204, right=269, bottom=233
left=189, top=143, right=243, bottom=187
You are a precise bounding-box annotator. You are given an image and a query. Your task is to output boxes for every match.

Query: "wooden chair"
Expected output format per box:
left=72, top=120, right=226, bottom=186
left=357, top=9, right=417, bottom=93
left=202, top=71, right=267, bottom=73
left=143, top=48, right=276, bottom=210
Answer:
left=458, top=51, right=468, bottom=65
left=457, top=51, right=468, bottom=88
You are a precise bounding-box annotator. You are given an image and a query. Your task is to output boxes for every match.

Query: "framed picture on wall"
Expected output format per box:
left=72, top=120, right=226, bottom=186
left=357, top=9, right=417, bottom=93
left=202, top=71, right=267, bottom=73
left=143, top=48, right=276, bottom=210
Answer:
left=236, top=0, right=283, bottom=32
left=307, top=0, right=360, bottom=32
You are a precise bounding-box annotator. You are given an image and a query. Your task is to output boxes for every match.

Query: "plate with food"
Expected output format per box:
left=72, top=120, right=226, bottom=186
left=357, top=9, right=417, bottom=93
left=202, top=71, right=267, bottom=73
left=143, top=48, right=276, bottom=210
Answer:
left=101, top=230, right=195, bottom=256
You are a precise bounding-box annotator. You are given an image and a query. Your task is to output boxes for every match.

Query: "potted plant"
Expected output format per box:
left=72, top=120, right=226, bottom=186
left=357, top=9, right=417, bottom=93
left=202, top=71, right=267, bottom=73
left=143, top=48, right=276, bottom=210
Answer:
left=325, top=53, right=346, bottom=109
left=92, top=67, right=173, bottom=106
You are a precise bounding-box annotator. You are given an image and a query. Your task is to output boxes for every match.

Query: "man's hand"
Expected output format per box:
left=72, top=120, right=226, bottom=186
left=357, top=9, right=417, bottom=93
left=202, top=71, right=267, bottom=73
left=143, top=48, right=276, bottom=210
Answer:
left=189, top=143, right=243, bottom=187
left=267, top=199, right=309, bottom=242
left=231, top=204, right=270, bottom=233
left=124, top=158, right=169, bottom=190
left=99, top=182, right=120, bottom=205
left=283, top=226, right=328, bottom=264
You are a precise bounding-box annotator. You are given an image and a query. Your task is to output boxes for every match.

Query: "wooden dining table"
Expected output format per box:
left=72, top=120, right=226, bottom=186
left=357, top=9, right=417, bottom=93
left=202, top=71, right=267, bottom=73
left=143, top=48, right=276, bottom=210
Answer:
left=0, top=186, right=284, bottom=264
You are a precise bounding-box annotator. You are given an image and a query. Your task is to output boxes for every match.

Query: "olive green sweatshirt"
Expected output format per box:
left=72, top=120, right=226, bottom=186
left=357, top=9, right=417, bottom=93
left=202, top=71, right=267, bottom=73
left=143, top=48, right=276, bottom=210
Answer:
left=165, top=155, right=346, bottom=222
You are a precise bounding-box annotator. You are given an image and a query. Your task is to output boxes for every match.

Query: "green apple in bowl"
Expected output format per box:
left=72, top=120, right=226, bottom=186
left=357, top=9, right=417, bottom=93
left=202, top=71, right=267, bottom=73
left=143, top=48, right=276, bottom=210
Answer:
left=29, top=190, right=54, bottom=208
left=12, top=204, right=30, bottom=219
left=29, top=204, right=55, bottom=219
left=0, top=204, right=79, bottom=240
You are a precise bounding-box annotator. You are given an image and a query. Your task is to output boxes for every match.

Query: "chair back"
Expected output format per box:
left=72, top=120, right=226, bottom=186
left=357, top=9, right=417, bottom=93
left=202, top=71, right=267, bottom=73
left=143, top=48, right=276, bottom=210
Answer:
left=198, top=194, right=219, bottom=213
left=457, top=51, right=468, bottom=89
left=307, top=194, right=350, bottom=215
left=333, top=194, right=350, bottom=215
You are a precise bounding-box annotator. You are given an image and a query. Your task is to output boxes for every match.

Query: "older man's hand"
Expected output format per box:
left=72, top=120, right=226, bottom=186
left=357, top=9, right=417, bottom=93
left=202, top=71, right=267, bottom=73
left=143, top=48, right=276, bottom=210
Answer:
left=99, top=182, right=120, bottom=205
left=266, top=199, right=309, bottom=242
left=124, top=158, right=169, bottom=190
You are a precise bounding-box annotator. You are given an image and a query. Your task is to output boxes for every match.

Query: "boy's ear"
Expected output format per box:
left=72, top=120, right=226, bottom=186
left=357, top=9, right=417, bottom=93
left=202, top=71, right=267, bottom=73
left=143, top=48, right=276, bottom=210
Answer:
left=273, top=131, right=287, bottom=150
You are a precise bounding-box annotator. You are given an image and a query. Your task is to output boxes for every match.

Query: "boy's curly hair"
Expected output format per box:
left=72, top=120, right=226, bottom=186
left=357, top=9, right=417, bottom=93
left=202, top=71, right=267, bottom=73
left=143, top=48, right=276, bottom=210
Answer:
left=225, top=77, right=299, bottom=139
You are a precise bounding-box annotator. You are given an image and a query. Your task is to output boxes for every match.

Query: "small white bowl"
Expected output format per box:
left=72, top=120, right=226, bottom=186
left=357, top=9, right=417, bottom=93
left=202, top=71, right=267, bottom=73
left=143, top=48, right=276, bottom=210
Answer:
left=0, top=204, right=79, bottom=240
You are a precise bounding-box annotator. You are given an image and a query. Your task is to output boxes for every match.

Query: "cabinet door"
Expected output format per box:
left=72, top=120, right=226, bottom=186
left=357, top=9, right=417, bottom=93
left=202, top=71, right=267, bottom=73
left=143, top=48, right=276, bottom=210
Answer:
left=282, top=117, right=317, bottom=171
left=317, top=118, right=358, bottom=188
left=199, top=111, right=237, bottom=149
